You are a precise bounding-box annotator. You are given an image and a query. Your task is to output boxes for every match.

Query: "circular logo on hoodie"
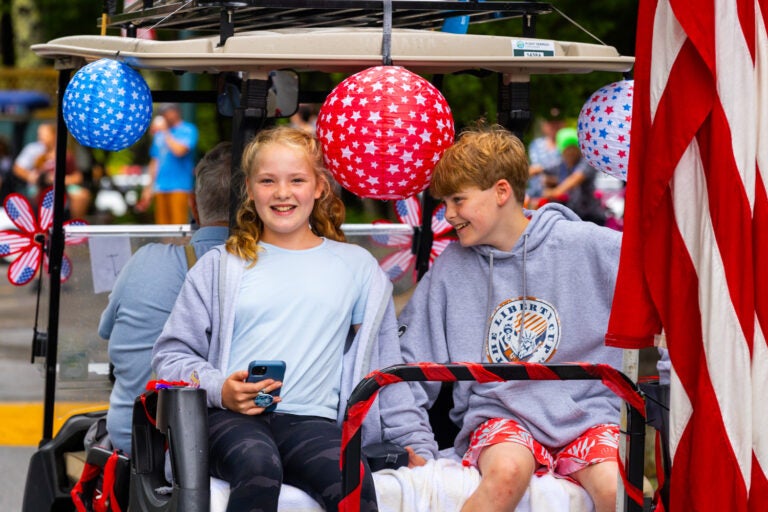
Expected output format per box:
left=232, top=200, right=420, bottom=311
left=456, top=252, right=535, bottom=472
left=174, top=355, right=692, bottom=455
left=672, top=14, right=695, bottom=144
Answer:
left=486, top=297, right=561, bottom=363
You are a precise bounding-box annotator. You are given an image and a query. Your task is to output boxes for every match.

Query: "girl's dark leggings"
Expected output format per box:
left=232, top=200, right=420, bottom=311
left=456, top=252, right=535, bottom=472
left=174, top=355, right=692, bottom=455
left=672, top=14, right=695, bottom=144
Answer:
left=208, top=408, right=378, bottom=512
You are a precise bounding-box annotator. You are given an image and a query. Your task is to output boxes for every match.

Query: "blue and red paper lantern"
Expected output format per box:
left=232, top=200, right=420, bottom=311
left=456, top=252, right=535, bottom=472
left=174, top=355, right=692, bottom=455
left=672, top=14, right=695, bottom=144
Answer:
left=577, top=79, right=633, bottom=181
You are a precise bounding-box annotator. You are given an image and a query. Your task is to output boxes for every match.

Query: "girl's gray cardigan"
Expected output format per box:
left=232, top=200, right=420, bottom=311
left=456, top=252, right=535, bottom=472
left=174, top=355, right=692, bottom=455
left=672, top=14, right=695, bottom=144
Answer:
left=152, top=245, right=439, bottom=458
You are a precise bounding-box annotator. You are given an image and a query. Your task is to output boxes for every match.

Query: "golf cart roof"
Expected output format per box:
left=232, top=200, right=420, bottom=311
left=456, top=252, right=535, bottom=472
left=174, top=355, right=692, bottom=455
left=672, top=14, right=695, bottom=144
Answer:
left=32, top=27, right=633, bottom=78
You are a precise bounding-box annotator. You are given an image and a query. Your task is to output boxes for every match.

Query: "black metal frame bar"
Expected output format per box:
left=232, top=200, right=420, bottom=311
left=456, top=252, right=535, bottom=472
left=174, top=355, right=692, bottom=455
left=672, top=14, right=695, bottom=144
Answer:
left=341, top=363, right=647, bottom=512
left=41, top=69, right=73, bottom=443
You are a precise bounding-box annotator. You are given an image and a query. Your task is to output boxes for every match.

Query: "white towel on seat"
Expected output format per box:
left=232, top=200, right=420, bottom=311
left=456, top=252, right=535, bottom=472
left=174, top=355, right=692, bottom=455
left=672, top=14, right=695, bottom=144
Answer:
left=210, top=455, right=594, bottom=512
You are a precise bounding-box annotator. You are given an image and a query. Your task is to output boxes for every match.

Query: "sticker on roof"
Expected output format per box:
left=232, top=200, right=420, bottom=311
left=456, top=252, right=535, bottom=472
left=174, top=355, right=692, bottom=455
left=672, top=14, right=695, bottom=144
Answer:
left=511, top=39, right=555, bottom=57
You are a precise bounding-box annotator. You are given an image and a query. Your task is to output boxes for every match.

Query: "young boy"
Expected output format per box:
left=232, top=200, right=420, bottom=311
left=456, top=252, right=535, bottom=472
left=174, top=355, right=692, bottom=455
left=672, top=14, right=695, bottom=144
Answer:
left=398, top=124, right=623, bottom=512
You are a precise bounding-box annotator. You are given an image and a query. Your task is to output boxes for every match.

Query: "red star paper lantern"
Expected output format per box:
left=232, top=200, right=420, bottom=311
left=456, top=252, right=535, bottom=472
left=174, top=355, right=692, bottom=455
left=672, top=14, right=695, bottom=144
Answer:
left=316, top=66, right=455, bottom=200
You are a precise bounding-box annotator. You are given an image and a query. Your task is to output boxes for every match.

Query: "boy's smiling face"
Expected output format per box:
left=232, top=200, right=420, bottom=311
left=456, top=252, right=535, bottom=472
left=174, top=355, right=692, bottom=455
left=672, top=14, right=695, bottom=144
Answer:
left=442, top=183, right=509, bottom=249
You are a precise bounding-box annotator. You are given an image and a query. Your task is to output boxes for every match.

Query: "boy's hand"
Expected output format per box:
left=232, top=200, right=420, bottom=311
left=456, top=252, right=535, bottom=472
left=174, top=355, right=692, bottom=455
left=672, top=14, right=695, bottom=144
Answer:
left=405, top=446, right=427, bottom=468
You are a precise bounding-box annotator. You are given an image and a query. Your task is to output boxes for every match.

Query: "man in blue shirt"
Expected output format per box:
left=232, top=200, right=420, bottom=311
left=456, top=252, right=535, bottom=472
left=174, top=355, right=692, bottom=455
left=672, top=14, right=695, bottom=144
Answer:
left=138, top=103, right=199, bottom=224
left=99, top=142, right=231, bottom=454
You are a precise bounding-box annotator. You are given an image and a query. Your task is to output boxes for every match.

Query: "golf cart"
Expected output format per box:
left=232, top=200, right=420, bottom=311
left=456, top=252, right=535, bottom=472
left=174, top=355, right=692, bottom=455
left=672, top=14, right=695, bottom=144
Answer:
left=17, top=2, right=656, bottom=511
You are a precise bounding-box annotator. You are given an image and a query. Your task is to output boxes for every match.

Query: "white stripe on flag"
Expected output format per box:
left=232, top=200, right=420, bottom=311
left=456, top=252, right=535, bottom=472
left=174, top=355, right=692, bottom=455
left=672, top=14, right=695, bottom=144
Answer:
left=715, top=0, right=757, bottom=207
left=672, top=139, right=753, bottom=485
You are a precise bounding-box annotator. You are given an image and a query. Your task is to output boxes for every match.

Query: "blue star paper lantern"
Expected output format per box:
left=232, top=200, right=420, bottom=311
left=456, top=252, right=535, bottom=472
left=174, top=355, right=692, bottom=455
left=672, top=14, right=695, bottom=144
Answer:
left=63, top=59, right=153, bottom=151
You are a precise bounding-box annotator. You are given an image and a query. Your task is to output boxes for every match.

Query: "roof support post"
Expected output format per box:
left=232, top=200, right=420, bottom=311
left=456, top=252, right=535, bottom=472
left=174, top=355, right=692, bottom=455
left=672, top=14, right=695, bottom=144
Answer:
left=229, top=75, right=269, bottom=229
left=41, top=67, right=73, bottom=443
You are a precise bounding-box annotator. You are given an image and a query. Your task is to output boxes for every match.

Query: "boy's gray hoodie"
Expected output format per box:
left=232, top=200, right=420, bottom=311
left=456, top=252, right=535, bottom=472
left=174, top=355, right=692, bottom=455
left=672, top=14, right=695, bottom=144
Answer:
left=152, top=243, right=438, bottom=458
left=398, top=203, right=623, bottom=455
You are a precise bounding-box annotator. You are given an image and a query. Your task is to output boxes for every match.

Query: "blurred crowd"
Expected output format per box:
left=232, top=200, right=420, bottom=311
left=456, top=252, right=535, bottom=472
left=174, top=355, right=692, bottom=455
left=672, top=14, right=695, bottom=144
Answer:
left=1, top=104, right=623, bottom=230
left=525, top=109, right=625, bottom=230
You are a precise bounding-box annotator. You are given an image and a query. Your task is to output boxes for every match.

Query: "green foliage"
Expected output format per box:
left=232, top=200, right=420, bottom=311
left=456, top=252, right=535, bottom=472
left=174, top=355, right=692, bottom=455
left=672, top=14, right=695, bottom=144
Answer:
left=37, top=0, right=102, bottom=40
left=450, top=0, right=638, bottom=139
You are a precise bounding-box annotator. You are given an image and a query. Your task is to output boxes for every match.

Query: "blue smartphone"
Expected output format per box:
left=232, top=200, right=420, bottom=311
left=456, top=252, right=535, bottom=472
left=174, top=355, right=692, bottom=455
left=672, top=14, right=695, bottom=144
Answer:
left=246, top=360, right=286, bottom=412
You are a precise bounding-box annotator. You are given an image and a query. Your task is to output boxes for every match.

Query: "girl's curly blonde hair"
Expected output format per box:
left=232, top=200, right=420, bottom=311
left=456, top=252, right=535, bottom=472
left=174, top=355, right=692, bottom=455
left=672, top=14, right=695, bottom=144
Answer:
left=226, top=126, right=346, bottom=265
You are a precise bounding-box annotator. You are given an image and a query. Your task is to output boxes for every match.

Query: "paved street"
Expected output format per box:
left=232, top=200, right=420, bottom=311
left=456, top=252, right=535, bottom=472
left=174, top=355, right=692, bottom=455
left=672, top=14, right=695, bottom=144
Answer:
left=0, top=261, right=47, bottom=511
left=0, top=250, right=111, bottom=511
left=1, top=446, right=36, bottom=511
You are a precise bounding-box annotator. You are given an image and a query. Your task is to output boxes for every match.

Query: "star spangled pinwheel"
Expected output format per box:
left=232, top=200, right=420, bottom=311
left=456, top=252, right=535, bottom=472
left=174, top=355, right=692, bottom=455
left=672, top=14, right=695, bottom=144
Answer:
left=372, top=195, right=455, bottom=282
left=0, top=188, right=88, bottom=286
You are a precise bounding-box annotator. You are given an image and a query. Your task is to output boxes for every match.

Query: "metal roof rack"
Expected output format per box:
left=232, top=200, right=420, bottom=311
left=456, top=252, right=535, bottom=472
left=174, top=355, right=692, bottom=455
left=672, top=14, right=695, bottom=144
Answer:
left=109, top=0, right=552, bottom=34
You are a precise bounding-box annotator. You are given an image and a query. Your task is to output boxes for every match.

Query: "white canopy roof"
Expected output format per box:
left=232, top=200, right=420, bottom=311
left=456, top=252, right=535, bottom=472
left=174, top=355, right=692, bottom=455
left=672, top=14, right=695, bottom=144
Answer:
left=33, top=27, right=633, bottom=79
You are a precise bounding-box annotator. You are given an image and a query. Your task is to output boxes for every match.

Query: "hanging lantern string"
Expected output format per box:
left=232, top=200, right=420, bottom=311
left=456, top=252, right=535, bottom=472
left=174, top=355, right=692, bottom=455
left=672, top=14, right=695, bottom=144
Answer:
left=145, top=0, right=196, bottom=32
left=549, top=5, right=607, bottom=47
left=381, top=0, right=393, bottom=66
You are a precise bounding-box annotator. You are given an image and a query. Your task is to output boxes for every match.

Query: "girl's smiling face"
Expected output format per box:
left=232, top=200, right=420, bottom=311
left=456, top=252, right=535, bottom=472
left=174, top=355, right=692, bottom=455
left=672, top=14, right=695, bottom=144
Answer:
left=246, top=143, right=324, bottom=249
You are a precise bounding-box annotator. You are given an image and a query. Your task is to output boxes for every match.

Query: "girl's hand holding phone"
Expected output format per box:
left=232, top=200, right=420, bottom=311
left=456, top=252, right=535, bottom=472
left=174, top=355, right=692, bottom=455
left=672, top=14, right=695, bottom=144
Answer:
left=221, top=370, right=282, bottom=415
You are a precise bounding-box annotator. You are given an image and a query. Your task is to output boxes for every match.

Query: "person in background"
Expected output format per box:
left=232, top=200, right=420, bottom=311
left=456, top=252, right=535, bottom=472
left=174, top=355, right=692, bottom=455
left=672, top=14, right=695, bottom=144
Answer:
left=98, top=142, right=232, bottom=455
left=399, top=123, right=623, bottom=512
left=0, top=136, right=16, bottom=203
left=12, top=122, right=91, bottom=217
left=289, top=104, right=317, bottom=134
left=541, top=126, right=606, bottom=225
left=526, top=111, right=564, bottom=206
left=152, top=126, right=435, bottom=512
left=138, top=103, right=199, bottom=224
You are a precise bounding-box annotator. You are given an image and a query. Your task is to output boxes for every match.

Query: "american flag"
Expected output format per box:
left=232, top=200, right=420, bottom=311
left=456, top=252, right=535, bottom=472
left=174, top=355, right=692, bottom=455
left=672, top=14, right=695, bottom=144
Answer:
left=606, top=0, right=768, bottom=509
left=9, top=245, right=41, bottom=286
left=5, top=193, right=38, bottom=233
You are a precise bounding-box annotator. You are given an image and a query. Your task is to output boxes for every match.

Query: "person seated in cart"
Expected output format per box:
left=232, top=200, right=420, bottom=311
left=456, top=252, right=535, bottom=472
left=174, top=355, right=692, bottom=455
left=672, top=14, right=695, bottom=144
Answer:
left=98, top=142, right=233, bottom=456
left=398, top=123, right=624, bottom=512
left=152, top=126, right=435, bottom=512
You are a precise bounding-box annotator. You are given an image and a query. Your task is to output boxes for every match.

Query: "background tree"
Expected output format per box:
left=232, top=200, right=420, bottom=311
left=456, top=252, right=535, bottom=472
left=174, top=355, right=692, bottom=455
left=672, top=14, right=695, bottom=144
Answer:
left=444, top=0, right=638, bottom=139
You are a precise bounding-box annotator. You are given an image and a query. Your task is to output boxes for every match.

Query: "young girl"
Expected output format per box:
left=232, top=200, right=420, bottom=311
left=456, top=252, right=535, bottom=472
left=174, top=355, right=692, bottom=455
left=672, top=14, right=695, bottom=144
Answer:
left=152, top=126, right=436, bottom=512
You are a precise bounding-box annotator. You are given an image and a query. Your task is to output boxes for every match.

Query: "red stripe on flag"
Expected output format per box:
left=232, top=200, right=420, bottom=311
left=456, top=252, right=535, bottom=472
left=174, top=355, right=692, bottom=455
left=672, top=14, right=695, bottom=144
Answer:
left=646, top=192, right=748, bottom=510
left=751, top=167, right=768, bottom=508
left=752, top=3, right=768, bottom=505
left=698, top=108, right=755, bottom=349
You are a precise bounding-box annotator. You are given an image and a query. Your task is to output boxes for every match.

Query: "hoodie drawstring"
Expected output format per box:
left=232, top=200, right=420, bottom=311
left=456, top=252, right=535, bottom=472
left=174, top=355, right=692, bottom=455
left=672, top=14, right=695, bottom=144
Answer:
left=483, top=232, right=530, bottom=361
left=483, top=251, right=495, bottom=353
left=518, top=233, right=530, bottom=347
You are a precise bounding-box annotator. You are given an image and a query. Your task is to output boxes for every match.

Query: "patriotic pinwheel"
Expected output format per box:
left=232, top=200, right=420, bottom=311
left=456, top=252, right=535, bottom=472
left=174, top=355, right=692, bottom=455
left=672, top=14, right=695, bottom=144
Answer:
left=0, top=188, right=87, bottom=286
left=372, top=195, right=455, bottom=282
